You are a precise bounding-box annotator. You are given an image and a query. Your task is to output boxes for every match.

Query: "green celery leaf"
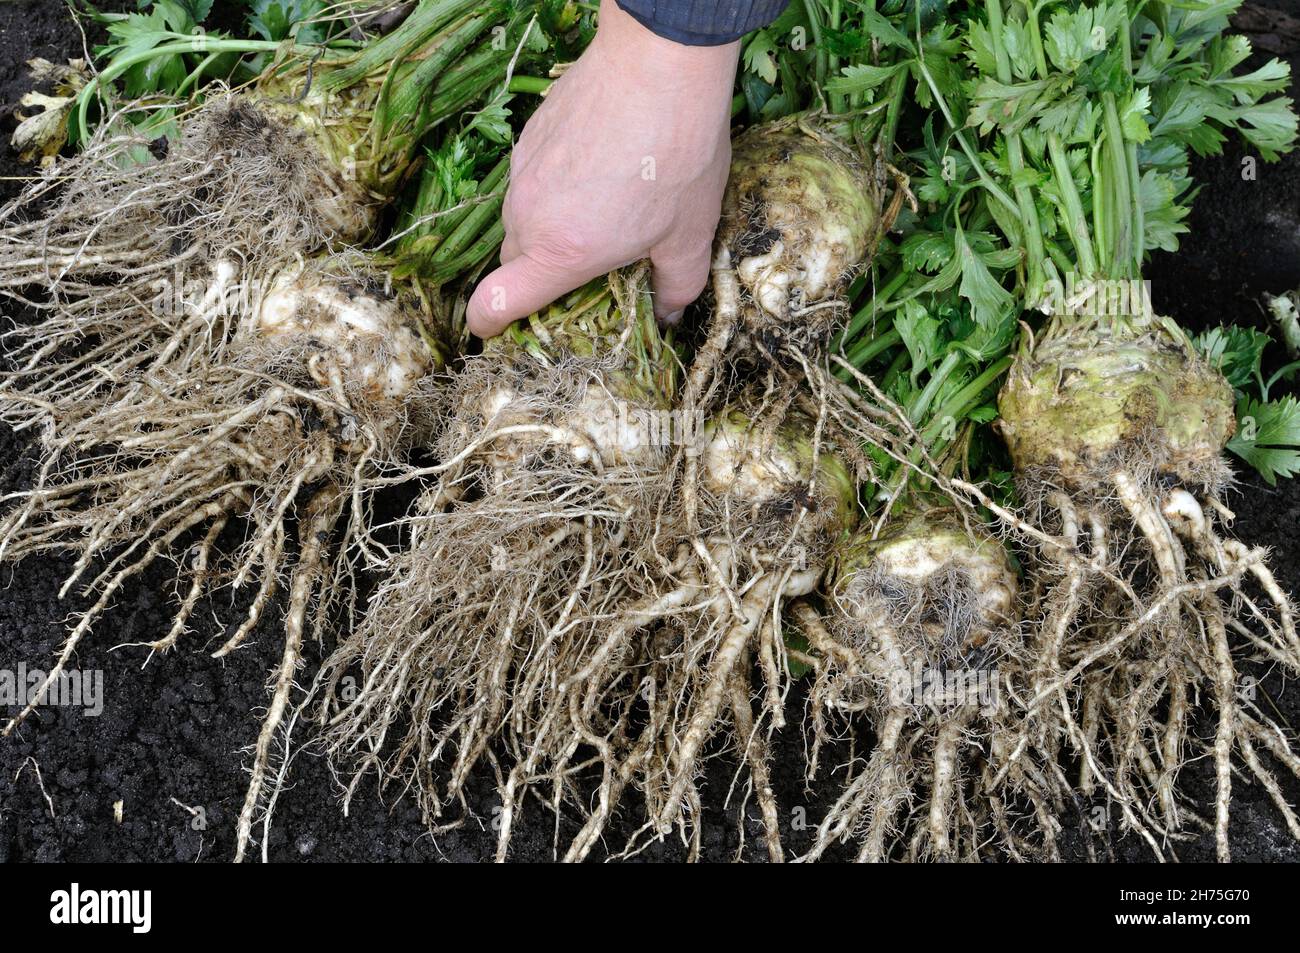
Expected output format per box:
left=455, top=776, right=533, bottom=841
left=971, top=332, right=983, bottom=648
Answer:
left=901, top=232, right=953, bottom=272
left=1229, top=395, right=1300, bottom=484
left=743, top=28, right=779, bottom=85
left=463, top=84, right=514, bottom=145
left=248, top=0, right=327, bottom=43
left=967, top=76, right=1071, bottom=135
left=1209, top=97, right=1299, bottom=161
left=1177, top=0, right=1243, bottom=36
left=828, top=61, right=907, bottom=96
left=1042, top=1, right=1125, bottom=74
left=896, top=299, right=943, bottom=381
left=854, top=4, right=915, bottom=53
left=963, top=16, right=998, bottom=77
left=956, top=228, right=1014, bottom=335
left=1194, top=325, right=1270, bottom=390
left=1120, top=87, right=1152, bottom=143
left=1213, top=56, right=1291, bottom=102
left=1139, top=168, right=1191, bottom=253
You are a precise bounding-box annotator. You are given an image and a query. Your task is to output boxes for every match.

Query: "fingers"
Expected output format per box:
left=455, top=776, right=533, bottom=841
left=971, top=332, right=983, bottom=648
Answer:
left=649, top=235, right=712, bottom=323
left=469, top=232, right=713, bottom=336
left=467, top=252, right=603, bottom=338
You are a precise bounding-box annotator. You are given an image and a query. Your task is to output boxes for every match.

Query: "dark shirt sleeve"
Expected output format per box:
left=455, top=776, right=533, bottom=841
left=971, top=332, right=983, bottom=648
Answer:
left=615, top=1, right=789, bottom=45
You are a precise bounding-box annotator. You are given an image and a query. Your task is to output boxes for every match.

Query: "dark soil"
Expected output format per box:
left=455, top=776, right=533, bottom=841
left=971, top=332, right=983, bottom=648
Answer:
left=0, top=0, right=1297, bottom=863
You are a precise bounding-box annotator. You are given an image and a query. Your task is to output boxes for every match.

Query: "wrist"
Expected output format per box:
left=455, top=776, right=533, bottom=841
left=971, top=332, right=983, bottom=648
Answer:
left=593, top=0, right=739, bottom=96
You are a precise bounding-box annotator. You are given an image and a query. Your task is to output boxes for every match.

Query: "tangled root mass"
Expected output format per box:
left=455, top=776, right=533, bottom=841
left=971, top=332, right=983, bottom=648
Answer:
left=0, top=243, right=443, bottom=861
left=992, top=316, right=1300, bottom=861
left=318, top=271, right=692, bottom=860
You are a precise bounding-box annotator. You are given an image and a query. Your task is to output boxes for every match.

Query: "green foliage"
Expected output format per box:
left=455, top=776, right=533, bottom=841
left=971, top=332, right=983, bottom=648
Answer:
left=954, top=226, right=1014, bottom=338
left=429, top=136, right=483, bottom=210
left=95, top=0, right=222, bottom=99
left=1228, top=395, right=1300, bottom=485
left=1195, top=324, right=1271, bottom=391
left=743, top=28, right=780, bottom=85
left=1195, top=324, right=1300, bottom=482
left=827, top=62, right=907, bottom=97
left=463, top=84, right=515, bottom=145
left=246, top=0, right=328, bottom=43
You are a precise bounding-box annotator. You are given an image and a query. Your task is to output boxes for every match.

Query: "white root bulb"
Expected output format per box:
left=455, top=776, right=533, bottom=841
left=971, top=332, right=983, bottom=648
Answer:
left=249, top=263, right=433, bottom=401
left=736, top=220, right=860, bottom=318
left=722, top=122, right=879, bottom=321
left=477, top=384, right=666, bottom=467
left=459, top=270, right=676, bottom=469
left=1161, top=488, right=1207, bottom=540
left=864, top=531, right=1018, bottom=633
left=699, top=419, right=805, bottom=504
left=698, top=408, right=856, bottom=510
left=832, top=513, right=1020, bottom=670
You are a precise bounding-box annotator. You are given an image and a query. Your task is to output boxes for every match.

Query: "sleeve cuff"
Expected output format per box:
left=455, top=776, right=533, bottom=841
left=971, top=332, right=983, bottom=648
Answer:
left=615, top=1, right=789, bottom=46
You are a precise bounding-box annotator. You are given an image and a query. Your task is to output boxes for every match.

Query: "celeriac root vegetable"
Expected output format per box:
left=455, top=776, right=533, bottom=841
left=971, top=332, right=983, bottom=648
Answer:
left=909, top=0, right=1300, bottom=861
left=0, top=0, right=515, bottom=338
left=995, top=309, right=1300, bottom=860
left=529, top=365, right=924, bottom=863
left=317, top=267, right=682, bottom=859
left=686, top=116, right=889, bottom=402
left=796, top=506, right=1053, bottom=861
left=719, top=118, right=885, bottom=349
left=0, top=249, right=451, bottom=861
left=642, top=394, right=863, bottom=860
left=679, top=116, right=897, bottom=564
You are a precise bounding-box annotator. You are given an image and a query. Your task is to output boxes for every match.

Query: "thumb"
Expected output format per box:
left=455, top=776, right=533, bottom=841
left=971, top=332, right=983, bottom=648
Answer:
left=649, top=237, right=712, bottom=324
left=467, top=254, right=592, bottom=338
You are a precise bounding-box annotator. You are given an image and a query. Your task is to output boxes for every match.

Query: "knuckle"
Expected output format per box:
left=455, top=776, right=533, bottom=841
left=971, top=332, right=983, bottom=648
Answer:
left=683, top=267, right=709, bottom=298
left=531, top=230, right=594, bottom=269
left=656, top=241, right=712, bottom=289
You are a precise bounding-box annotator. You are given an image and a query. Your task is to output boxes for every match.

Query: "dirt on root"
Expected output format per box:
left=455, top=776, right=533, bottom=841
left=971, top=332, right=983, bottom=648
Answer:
left=0, top=0, right=1297, bottom=863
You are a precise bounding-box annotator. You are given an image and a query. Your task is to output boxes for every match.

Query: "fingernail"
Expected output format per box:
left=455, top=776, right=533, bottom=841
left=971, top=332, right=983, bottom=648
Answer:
left=661, top=309, right=684, bottom=326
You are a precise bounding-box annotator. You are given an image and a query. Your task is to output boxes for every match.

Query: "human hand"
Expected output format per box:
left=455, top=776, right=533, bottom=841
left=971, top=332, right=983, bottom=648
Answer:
left=465, top=0, right=739, bottom=337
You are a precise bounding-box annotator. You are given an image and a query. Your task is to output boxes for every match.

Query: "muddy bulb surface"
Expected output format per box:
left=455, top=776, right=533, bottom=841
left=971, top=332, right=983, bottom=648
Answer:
left=721, top=123, right=879, bottom=318
left=999, top=331, right=1235, bottom=486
